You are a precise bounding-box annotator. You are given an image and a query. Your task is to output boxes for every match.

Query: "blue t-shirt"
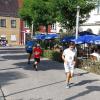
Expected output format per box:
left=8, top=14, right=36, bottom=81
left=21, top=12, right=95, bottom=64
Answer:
left=25, top=40, right=35, bottom=53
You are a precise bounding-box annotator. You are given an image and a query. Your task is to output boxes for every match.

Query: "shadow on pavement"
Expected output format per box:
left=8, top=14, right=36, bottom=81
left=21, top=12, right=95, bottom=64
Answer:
left=12, top=61, right=34, bottom=70
left=5, top=80, right=65, bottom=97
left=65, top=85, right=100, bottom=100
left=0, top=66, right=22, bottom=71
left=0, top=62, right=34, bottom=71
left=0, top=71, right=27, bottom=86
left=0, top=50, right=25, bottom=54
left=1, top=54, right=27, bottom=60
left=13, top=59, right=64, bottom=71
left=73, top=79, right=99, bottom=86
left=0, top=59, right=7, bottom=61
left=66, top=79, right=99, bottom=100
left=39, top=60, right=64, bottom=71
left=74, top=72, right=89, bottom=77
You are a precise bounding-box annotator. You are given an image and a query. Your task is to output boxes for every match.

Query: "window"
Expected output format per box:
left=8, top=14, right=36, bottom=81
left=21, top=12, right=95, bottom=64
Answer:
left=11, top=20, right=16, bottom=28
left=51, top=23, right=56, bottom=30
left=11, top=35, right=16, bottom=41
left=24, top=21, right=29, bottom=28
left=0, top=19, right=6, bottom=27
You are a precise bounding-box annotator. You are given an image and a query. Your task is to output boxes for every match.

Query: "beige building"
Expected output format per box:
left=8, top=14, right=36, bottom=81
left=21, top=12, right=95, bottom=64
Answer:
left=0, top=16, right=20, bottom=45
left=0, top=0, right=23, bottom=46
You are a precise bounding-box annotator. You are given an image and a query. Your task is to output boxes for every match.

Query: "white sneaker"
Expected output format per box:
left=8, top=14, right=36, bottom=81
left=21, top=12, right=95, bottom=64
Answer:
left=66, top=83, right=70, bottom=89
left=35, top=65, right=38, bottom=71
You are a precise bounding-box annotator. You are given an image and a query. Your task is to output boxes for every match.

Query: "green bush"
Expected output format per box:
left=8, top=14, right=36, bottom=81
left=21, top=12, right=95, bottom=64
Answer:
left=42, top=50, right=63, bottom=62
left=51, top=51, right=63, bottom=62
left=42, top=50, right=53, bottom=59
left=78, top=59, right=100, bottom=75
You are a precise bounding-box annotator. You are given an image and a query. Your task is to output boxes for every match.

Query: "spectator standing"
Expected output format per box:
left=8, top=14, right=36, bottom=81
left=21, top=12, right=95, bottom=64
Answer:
left=90, top=49, right=100, bottom=62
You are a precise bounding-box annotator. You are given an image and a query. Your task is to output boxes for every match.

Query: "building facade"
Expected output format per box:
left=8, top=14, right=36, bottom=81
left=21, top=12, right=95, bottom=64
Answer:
left=80, top=0, right=100, bottom=35
left=0, top=0, right=30, bottom=46
left=39, top=22, right=66, bottom=34
left=0, top=0, right=21, bottom=46
left=50, top=0, right=100, bottom=35
left=0, top=16, right=21, bottom=46
left=43, top=1, right=100, bottom=35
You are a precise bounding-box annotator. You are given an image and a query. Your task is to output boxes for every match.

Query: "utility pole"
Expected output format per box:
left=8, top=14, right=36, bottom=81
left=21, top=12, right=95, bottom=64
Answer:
left=75, top=6, right=80, bottom=39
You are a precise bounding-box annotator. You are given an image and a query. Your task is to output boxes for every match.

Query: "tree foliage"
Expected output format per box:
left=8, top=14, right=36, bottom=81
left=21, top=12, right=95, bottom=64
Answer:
left=19, top=0, right=32, bottom=26
left=19, top=0, right=95, bottom=33
left=52, top=0, right=95, bottom=31
left=19, top=0, right=56, bottom=33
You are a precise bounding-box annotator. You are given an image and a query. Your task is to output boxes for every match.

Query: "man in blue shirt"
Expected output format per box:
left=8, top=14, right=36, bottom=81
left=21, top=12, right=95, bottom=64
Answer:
left=25, top=39, right=36, bottom=64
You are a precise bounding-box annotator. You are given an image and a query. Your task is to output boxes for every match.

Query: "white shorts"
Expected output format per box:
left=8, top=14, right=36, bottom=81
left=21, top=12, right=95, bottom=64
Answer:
left=64, top=62, right=74, bottom=73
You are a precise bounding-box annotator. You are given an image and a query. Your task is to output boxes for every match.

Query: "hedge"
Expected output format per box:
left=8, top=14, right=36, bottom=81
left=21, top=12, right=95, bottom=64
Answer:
left=42, top=50, right=63, bottom=62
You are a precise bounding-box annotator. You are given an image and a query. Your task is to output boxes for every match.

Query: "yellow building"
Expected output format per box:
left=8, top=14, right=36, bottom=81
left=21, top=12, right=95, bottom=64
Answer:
left=0, top=0, right=21, bottom=46
left=0, top=16, right=20, bottom=46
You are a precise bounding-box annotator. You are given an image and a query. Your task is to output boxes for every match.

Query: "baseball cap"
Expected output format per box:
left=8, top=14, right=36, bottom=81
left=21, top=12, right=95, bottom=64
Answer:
left=37, top=44, right=40, bottom=47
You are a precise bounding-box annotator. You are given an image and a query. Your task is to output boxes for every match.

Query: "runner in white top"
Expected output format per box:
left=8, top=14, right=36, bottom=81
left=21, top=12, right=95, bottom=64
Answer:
left=62, top=42, right=77, bottom=88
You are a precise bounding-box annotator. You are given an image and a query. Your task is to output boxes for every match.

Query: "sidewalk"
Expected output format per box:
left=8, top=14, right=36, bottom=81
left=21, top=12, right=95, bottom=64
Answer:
left=0, top=87, right=4, bottom=100
left=0, top=52, right=100, bottom=100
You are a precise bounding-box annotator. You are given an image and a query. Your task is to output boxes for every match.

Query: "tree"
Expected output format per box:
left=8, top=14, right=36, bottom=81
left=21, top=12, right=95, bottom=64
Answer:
left=19, top=0, right=96, bottom=35
left=52, top=0, right=95, bottom=33
left=19, top=0, right=33, bottom=27
left=19, top=0, right=56, bottom=34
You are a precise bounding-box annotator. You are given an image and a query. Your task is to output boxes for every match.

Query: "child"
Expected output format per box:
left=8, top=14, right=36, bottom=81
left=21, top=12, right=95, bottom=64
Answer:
left=62, top=42, right=77, bottom=88
left=33, top=44, right=42, bottom=71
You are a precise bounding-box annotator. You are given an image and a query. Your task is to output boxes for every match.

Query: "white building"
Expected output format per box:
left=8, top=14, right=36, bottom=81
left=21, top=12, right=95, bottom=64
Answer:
left=51, top=22, right=66, bottom=33
left=80, top=0, right=100, bottom=35
left=51, top=1, right=100, bottom=35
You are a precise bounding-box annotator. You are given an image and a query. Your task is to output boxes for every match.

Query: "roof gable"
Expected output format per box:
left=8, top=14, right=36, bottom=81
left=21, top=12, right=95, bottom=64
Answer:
left=0, top=0, right=19, bottom=17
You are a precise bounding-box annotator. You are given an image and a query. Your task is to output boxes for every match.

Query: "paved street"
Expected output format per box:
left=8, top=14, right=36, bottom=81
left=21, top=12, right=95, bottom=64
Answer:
left=0, top=47, right=100, bottom=100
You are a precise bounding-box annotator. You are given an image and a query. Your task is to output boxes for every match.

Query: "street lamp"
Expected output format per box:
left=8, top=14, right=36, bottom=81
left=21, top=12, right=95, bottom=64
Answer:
left=75, top=6, right=80, bottom=39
